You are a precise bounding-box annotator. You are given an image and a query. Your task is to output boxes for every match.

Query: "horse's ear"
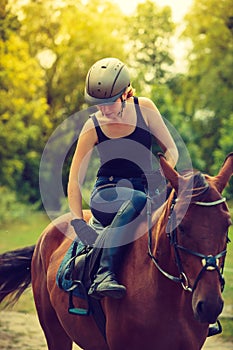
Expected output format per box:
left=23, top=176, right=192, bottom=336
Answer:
left=158, top=153, right=180, bottom=192
left=213, top=153, right=233, bottom=193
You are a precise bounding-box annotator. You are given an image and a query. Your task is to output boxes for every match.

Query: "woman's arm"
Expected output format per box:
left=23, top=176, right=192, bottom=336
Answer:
left=67, top=118, right=97, bottom=219
left=138, top=97, right=179, bottom=167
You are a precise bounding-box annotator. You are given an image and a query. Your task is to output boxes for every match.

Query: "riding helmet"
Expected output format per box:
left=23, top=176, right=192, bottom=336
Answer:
left=84, top=57, right=130, bottom=105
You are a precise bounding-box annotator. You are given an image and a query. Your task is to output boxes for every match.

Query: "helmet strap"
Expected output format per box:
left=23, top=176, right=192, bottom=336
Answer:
left=118, top=96, right=126, bottom=117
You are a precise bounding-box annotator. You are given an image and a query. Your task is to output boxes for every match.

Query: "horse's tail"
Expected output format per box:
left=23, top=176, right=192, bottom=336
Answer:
left=0, top=245, right=35, bottom=306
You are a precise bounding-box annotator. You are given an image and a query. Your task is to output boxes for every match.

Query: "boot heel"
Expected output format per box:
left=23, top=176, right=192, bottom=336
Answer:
left=88, top=275, right=126, bottom=299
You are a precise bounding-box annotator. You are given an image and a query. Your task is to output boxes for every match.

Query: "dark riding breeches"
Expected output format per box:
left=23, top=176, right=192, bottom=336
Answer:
left=90, top=176, right=147, bottom=227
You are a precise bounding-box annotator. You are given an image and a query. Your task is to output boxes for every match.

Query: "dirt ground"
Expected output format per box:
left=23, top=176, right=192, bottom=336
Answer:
left=0, top=311, right=232, bottom=350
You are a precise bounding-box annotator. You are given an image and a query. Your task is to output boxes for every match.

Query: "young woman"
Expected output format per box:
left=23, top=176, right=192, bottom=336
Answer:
left=68, top=57, right=178, bottom=300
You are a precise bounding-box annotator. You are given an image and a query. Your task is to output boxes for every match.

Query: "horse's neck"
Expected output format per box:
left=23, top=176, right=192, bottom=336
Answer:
left=153, top=196, right=177, bottom=270
left=147, top=193, right=181, bottom=288
left=122, top=194, right=177, bottom=294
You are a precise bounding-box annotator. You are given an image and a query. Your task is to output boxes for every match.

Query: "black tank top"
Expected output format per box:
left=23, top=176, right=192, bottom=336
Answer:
left=91, top=97, right=152, bottom=178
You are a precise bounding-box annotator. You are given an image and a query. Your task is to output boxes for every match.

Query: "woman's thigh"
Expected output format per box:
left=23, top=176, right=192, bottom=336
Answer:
left=90, top=186, right=145, bottom=227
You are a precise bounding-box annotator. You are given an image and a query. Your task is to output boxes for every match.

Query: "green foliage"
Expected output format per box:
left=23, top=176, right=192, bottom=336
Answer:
left=183, top=0, right=232, bottom=111
left=0, top=187, right=30, bottom=225
left=0, top=0, right=126, bottom=204
left=181, top=0, right=233, bottom=174
left=213, top=114, right=233, bottom=197
left=0, top=0, right=20, bottom=40
left=20, top=0, right=126, bottom=119
left=126, top=0, right=175, bottom=94
left=0, top=0, right=51, bottom=202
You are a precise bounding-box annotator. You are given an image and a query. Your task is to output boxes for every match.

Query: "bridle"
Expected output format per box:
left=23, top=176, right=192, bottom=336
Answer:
left=147, top=192, right=228, bottom=293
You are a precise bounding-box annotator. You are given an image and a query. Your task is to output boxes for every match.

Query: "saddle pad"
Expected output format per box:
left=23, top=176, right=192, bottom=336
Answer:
left=56, top=240, right=86, bottom=299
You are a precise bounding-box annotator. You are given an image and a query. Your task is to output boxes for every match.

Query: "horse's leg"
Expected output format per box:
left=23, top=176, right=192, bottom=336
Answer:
left=32, top=247, right=72, bottom=350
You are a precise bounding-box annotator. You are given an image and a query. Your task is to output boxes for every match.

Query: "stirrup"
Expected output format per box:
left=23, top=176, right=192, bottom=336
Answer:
left=68, top=281, right=91, bottom=316
left=207, top=319, right=222, bottom=337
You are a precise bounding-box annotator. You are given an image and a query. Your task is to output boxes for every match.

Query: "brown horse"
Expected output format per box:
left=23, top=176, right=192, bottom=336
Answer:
left=0, top=154, right=232, bottom=350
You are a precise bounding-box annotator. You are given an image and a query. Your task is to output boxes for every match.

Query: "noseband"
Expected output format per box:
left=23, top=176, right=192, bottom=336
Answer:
left=147, top=194, right=228, bottom=293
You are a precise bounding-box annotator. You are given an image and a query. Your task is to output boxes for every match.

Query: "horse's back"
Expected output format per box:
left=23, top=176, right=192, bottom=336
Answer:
left=33, top=210, right=91, bottom=265
left=31, top=210, right=94, bottom=293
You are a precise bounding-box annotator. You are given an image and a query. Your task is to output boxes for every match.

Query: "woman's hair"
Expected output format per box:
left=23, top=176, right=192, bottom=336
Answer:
left=125, top=85, right=135, bottom=99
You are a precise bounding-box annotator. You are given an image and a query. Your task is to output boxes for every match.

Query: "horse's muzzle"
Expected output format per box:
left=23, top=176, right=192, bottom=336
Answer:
left=193, top=295, right=224, bottom=324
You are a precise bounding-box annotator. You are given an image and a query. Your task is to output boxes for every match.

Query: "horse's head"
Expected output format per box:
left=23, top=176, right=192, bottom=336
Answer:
left=159, top=153, right=233, bottom=324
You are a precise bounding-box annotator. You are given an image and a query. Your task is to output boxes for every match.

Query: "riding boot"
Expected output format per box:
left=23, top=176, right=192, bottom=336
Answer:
left=88, top=195, right=146, bottom=300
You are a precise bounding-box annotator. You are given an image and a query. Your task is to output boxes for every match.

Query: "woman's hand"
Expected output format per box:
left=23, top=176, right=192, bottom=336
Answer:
left=71, top=219, right=98, bottom=245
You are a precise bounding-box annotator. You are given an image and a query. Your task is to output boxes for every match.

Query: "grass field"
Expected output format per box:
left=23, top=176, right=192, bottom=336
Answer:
left=0, top=209, right=232, bottom=341
left=0, top=211, right=50, bottom=313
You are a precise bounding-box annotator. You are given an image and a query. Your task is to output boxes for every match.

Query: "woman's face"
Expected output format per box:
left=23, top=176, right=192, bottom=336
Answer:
left=97, top=98, right=122, bottom=119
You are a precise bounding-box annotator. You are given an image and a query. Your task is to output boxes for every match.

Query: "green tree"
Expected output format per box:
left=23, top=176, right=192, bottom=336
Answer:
left=213, top=112, right=233, bottom=198
left=0, top=0, right=51, bottom=202
left=19, top=0, right=127, bottom=122
left=126, top=0, right=175, bottom=94
left=182, top=0, right=233, bottom=173
left=1, top=0, right=128, bottom=205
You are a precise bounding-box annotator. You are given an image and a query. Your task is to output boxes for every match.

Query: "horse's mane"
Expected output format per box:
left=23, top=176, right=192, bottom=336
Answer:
left=193, top=172, right=208, bottom=189
left=177, top=171, right=210, bottom=203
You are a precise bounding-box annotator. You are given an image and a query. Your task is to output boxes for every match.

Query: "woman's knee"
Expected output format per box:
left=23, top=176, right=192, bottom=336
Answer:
left=131, top=191, right=147, bottom=213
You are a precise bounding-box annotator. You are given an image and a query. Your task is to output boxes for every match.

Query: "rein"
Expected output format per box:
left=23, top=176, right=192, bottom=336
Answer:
left=147, top=193, right=227, bottom=293
left=147, top=195, right=181, bottom=284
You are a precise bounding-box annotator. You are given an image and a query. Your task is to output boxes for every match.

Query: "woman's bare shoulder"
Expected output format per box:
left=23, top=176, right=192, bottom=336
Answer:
left=81, top=115, right=96, bottom=133
left=138, top=96, right=157, bottom=109
left=137, top=97, right=161, bottom=122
